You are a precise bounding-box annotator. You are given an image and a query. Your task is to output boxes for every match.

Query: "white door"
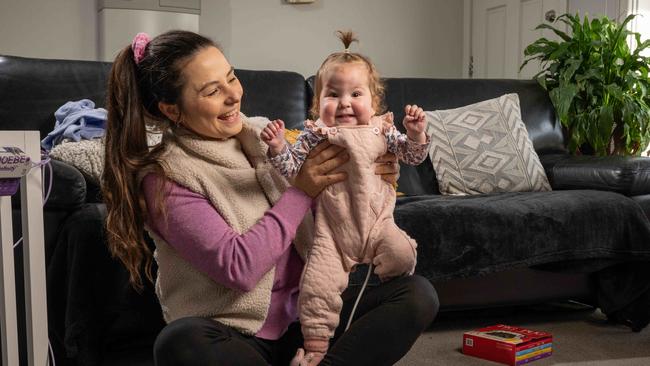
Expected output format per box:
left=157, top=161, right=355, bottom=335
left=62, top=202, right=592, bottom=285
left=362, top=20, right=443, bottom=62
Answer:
left=467, top=0, right=630, bottom=79
left=568, top=0, right=623, bottom=20
left=469, top=0, right=567, bottom=79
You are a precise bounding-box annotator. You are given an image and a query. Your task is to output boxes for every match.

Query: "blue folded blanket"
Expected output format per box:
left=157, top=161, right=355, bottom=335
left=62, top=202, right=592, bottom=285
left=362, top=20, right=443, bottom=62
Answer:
left=41, top=99, right=107, bottom=150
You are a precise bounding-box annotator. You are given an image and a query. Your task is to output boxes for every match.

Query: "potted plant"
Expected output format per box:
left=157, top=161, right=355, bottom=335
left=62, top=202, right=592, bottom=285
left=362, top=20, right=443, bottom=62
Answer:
left=521, top=13, right=650, bottom=156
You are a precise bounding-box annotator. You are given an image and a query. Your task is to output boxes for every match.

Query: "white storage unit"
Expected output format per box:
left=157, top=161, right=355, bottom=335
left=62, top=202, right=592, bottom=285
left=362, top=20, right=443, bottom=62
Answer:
left=98, top=0, right=200, bottom=61
left=0, top=131, right=46, bottom=366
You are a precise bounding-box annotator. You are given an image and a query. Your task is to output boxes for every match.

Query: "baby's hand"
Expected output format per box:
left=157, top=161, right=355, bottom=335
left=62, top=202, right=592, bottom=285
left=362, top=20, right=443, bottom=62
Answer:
left=290, top=348, right=325, bottom=366
left=403, top=105, right=427, bottom=144
left=260, top=119, right=286, bottom=156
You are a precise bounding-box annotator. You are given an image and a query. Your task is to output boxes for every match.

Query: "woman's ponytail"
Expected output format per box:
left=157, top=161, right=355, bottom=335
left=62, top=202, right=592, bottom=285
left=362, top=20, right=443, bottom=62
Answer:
left=103, top=45, right=153, bottom=290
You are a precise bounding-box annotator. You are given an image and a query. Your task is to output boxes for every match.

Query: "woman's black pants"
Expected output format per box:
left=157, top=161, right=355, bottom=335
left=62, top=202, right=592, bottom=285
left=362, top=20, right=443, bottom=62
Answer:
left=154, top=273, right=439, bottom=366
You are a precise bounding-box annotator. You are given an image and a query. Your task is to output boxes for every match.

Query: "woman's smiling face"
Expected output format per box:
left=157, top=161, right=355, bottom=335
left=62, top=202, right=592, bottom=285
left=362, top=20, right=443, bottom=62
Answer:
left=177, top=46, right=244, bottom=139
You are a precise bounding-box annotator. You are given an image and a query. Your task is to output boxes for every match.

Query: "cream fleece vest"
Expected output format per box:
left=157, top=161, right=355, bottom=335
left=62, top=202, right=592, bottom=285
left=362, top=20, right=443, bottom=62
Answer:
left=147, top=116, right=313, bottom=335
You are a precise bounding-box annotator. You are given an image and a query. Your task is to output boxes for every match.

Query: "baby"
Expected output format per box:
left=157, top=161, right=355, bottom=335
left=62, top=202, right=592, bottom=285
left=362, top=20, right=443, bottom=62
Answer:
left=261, top=31, right=430, bottom=363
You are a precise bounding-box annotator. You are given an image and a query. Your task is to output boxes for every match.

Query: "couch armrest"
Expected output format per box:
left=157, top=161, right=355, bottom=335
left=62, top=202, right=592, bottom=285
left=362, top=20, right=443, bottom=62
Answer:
left=10, top=159, right=87, bottom=210
left=541, top=154, right=650, bottom=196
left=43, top=159, right=87, bottom=209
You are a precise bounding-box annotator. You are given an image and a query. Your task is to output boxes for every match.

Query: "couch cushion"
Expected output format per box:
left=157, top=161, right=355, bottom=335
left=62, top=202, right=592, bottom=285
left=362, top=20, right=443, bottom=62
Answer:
left=383, top=78, right=565, bottom=197
left=631, top=194, right=650, bottom=220
left=11, top=159, right=86, bottom=210
left=394, top=190, right=650, bottom=282
left=425, top=94, right=551, bottom=195
left=237, top=69, right=309, bottom=129
left=549, top=155, right=650, bottom=196
left=0, top=55, right=310, bottom=139
left=382, top=78, right=565, bottom=153
left=47, top=203, right=164, bottom=365
left=0, top=55, right=112, bottom=138
left=44, top=159, right=88, bottom=209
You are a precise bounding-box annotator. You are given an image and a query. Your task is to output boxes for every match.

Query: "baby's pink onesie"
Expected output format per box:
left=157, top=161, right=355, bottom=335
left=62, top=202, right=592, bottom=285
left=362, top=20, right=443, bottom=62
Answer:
left=298, top=115, right=420, bottom=340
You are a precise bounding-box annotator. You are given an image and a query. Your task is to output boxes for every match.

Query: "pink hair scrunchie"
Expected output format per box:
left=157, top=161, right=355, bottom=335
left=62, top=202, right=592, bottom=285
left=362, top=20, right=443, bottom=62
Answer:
left=131, top=32, right=151, bottom=64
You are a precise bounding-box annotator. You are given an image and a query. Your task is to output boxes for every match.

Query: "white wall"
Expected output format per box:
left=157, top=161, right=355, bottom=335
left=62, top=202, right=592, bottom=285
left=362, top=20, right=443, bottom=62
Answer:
left=201, top=0, right=464, bottom=78
left=625, top=0, right=650, bottom=55
left=0, top=0, right=464, bottom=78
left=568, top=0, right=625, bottom=19
left=0, top=0, right=97, bottom=61
left=98, top=9, right=199, bottom=61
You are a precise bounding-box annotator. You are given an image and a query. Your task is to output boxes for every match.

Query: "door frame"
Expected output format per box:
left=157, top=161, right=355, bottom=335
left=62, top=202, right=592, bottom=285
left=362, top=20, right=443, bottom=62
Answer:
left=462, top=0, right=634, bottom=79
left=462, top=0, right=472, bottom=78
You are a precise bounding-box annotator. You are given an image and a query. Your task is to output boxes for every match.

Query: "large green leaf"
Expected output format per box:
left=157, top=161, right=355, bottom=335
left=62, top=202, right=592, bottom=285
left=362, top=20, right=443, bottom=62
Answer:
left=550, top=85, right=578, bottom=122
left=633, top=39, right=650, bottom=56
left=599, top=105, right=614, bottom=144
left=535, top=23, right=572, bottom=41
left=575, top=69, right=603, bottom=82
left=521, top=12, right=650, bottom=156
left=561, top=58, right=582, bottom=82
left=605, top=83, right=624, bottom=101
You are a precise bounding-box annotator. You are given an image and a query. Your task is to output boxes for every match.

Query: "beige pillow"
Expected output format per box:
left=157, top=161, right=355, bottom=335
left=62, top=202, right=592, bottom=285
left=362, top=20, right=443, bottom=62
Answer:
left=49, top=133, right=162, bottom=184
left=49, top=138, right=105, bottom=184
left=425, top=93, right=551, bottom=195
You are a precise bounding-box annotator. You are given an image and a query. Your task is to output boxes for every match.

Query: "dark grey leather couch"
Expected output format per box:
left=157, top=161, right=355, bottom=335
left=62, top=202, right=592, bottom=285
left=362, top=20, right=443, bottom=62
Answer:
left=2, top=54, right=650, bottom=366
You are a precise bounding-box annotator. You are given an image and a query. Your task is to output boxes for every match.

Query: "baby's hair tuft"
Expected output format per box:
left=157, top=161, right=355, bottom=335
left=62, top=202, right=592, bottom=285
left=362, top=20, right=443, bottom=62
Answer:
left=336, top=30, right=358, bottom=51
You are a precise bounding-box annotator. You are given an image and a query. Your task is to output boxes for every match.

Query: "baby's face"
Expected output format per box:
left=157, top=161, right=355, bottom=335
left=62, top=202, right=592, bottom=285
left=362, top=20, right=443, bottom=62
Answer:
left=319, top=63, right=374, bottom=127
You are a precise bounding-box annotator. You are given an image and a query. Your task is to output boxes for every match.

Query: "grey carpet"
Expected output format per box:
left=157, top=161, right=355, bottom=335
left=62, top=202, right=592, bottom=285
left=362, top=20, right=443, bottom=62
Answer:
left=396, top=302, right=650, bottom=366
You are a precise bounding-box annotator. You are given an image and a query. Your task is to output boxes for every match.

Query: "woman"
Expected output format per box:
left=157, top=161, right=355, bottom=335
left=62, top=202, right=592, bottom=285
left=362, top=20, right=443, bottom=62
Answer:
left=102, top=30, right=438, bottom=366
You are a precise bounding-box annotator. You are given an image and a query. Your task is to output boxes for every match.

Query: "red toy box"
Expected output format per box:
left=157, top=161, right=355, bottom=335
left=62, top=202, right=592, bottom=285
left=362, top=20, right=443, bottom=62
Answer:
left=462, top=324, right=552, bottom=365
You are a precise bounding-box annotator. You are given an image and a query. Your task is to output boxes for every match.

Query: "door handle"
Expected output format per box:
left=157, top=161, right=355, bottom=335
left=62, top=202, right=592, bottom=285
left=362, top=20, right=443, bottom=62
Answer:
left=545, top=9, right=557, bottom=22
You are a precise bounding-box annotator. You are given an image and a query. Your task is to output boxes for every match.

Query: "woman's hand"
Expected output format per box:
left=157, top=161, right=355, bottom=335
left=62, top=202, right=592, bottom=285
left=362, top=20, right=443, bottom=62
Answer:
left=292, top=141, right=349, bottom=198
left=375, top=152, right=400, bottom=185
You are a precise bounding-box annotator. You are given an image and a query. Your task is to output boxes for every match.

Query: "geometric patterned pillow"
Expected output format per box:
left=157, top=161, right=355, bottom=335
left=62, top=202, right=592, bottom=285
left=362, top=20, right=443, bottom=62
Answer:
left=425, top=93, right=551, bottom=195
